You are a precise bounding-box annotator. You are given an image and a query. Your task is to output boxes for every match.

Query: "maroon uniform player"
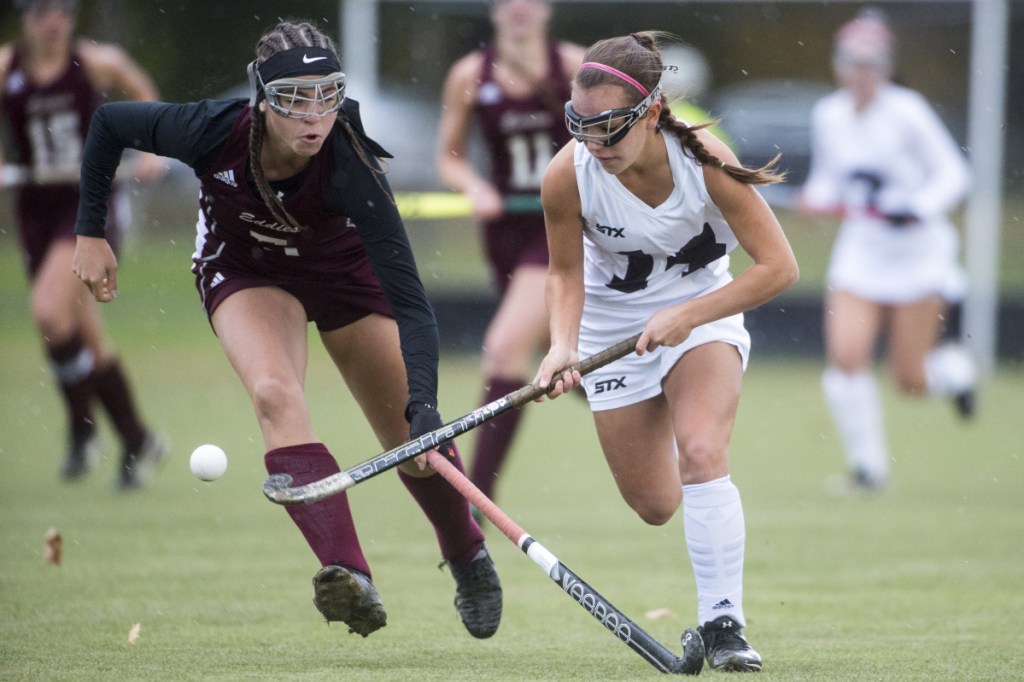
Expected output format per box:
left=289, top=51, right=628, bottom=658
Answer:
left=437, top=0, right=583, bottom=508
left=0, top=0, right=167, bottom=489
left=72, top=20, right=502, bottom=640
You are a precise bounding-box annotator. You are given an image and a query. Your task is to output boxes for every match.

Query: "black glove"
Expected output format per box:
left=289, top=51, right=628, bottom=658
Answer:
left=883, top=211, right=918, bottom=227
left=405, top=401, right=456, bottom=459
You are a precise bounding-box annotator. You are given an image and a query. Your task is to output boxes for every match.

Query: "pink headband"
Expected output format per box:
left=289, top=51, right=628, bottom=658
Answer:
left=579, top=62, right=649, bottom=96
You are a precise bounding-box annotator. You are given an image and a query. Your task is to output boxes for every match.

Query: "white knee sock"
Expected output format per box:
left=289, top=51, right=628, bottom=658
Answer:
left=821, top=367, right=889, bottom=484
left=683, top=475, right=746, bottom=627
left=924, top=343, right=977, bottom=396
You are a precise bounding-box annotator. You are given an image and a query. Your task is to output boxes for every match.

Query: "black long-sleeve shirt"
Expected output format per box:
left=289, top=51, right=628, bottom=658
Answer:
left=76, top=98, right=440, bottom=410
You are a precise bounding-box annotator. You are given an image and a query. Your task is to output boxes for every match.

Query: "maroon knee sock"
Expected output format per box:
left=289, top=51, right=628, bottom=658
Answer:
left=469, top=377, right=525, bottom=499
left=265, top=443, right=371, bottom=576
left=398, top=444, right=484, bottom=565
left=46, top=335, right=95, bottom=436
left=92, top=359, right=147, bottom=453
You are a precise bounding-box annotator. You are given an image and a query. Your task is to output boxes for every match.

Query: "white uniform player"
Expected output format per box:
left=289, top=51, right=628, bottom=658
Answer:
left=803, top=84, right=970, bottom=303
left=574, top=136, right=751, bottom=409
left=537, top=33, right=798, bottom=672
left=799, top=9, right=976, bottom=493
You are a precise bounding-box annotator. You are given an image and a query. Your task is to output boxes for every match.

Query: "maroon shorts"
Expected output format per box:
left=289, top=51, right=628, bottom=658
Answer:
left=16, top=184, right=122, bottom=278
left=482, top=212, right=549, bottom=295
left=192, top=231, right=393, bottom=333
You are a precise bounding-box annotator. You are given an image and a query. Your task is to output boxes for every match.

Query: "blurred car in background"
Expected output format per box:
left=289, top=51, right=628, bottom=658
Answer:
left=710, top=79, right=833, bottom=208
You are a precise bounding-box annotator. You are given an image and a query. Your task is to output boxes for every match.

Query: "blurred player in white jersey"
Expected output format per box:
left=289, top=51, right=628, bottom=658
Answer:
left=798, top=9, right=976, bottom=492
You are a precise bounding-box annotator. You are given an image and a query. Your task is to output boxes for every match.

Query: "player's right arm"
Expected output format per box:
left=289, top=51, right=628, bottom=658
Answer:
left=797, top=98, right=842, bottom=218
left=534, top=141, right=584, bottom=398
left=436, top=52, right=503, bottom=221
left=73, top=99, right=240, bottom=301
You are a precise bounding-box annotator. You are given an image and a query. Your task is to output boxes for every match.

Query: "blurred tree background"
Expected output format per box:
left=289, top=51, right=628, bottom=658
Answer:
left=0, top=0, right=1019, bottom=186
left=2, top=1, right=1021, bottom=356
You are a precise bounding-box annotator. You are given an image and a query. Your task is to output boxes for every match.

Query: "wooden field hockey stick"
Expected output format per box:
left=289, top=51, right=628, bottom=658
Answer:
left=424, top=449, right=705, bottom=675
left=262, top=334, right=641, bottom=505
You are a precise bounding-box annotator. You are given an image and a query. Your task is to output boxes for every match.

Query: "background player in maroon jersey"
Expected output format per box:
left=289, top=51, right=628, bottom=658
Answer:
left=436, top=0, right=584, bottom=511
left=71, top=20, right=501, bottom=640
left=0, top=0, right=167, bottom=489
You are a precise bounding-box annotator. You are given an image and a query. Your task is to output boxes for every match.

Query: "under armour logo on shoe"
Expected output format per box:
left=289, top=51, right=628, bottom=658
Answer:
left=213, top=170, right=238, bottom=187
left=712, top=599, right=735, bottom=611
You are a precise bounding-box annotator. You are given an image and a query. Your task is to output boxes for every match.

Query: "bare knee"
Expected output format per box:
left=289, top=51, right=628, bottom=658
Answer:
left=630, top=501, right=676, bottom=526
left=890, top=360, right=927, bottom=395
left=31, top=293, right=74, bottom=341
left=678, top=439, right=729, bottom=486
left=620, top=486, right=679, bottom=526
left=481, top=327, right=530, bottom=377
left=249, top=376, right=305, bottom=428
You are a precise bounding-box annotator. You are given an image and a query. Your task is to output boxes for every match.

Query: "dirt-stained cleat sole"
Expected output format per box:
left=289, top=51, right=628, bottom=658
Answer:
left=312, top=565, right=387, bottom=637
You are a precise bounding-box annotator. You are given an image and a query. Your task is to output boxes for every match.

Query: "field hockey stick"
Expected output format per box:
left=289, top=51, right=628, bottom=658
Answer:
left=396, top=192, right=541, bottom=220
left=263, top=334, right=641, bottom=505
left=425, top=449, right=705, bottom=675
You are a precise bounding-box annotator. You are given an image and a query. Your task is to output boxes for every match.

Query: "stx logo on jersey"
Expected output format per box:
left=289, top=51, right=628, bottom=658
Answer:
left=596, top=223, right=625, bottom=238
left=593, top=377, right=626, bottom=394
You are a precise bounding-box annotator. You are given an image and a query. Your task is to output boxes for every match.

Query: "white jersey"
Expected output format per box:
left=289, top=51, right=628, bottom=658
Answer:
left=802, top=84, right=970, bottom=303
left=573, top=135, right=750, bottom=410
left=575, top=133, right=737, bottom=311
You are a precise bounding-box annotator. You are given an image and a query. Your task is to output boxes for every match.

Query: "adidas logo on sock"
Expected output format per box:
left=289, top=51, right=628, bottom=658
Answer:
left=712, top=599, right=735, bottom=610
left=213, top=169, right=238, bottom=187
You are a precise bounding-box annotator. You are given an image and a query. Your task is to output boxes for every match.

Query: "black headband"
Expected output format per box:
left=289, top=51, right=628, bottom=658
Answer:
left=256, top=46, right=341, bottom=83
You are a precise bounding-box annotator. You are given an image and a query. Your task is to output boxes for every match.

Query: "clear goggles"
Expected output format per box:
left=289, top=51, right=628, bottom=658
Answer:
left=564, top=83, right=661, bottom=147
left=260, top=73, right=347, bottom=119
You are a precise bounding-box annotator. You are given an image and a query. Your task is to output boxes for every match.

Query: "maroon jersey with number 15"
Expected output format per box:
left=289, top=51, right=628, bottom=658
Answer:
left=3, top=46, right=120, bottom=275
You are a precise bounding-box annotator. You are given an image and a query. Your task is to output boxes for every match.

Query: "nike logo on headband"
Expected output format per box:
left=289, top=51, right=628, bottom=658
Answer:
left=303, top=54, right=328, bottom=64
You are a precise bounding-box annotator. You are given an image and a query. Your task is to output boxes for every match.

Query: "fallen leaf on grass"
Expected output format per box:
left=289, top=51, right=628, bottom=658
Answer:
left=128, top=623, right=141, bottom=644
left=644, top=607, right=676, bottom=620
left=43, top=527, right=61, bottom=566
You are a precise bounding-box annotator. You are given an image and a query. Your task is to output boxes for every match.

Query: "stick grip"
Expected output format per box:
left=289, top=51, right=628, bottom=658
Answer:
left=505, top=332, right=641, bottom=408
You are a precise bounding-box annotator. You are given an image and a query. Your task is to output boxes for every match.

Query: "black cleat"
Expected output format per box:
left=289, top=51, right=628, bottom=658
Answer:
left=825, top=468, right=888, bottom=497
left=61, top=429, right=101, bottom=481
left=698, top=615, right=762, bottom=672
left=447, top=545, right=502, bottom=638
left=312, top=565, right=387, bottom=637
left=117, top=432, right=169, bottom=491
left=954, top=389, right=976, bottom=420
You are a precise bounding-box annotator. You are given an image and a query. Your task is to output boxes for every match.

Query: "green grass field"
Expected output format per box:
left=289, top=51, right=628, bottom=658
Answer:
left=1, top=231, right=1023, bottom=681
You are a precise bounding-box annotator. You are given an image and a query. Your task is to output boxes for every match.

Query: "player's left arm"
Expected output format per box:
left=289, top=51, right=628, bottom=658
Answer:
left=641, top=131, right=799, bottom=352
left=700, top=130, right=799, bottom=313
left=902, top=94, right=970, bottom=219
left=329, top=140, right=440, bottom=415
left=79, top=40, right=166, bottom=182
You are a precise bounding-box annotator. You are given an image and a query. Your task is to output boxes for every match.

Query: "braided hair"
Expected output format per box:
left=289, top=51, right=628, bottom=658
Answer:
left=576, top=31, right=784, bottom=186
left=250, top=20, right=389, bottom=231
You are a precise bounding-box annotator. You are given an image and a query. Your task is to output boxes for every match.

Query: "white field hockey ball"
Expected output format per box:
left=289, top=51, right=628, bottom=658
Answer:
left=190, top=444, right=228, bottom=481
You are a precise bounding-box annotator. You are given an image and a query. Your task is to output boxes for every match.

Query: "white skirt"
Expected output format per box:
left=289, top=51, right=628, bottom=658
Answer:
left=827, top=218, right=966, bottom=303
left=577, top=289, right=750, bottom=412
